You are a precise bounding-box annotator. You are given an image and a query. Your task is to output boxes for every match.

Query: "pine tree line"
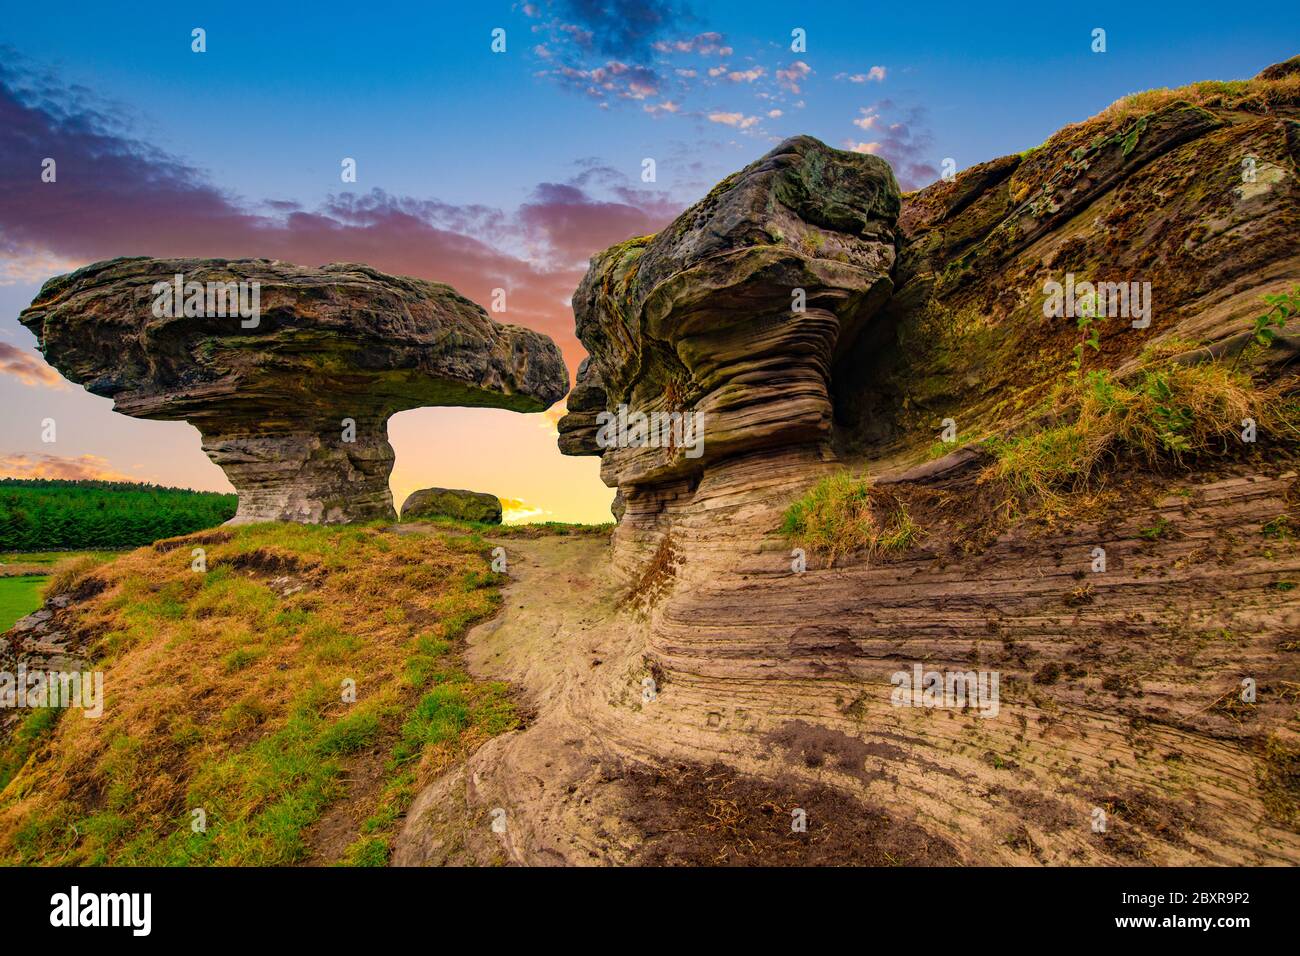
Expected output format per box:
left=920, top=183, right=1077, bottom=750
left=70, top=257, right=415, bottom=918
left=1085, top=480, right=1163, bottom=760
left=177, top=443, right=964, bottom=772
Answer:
left=0, top=479, right=237, bottom=551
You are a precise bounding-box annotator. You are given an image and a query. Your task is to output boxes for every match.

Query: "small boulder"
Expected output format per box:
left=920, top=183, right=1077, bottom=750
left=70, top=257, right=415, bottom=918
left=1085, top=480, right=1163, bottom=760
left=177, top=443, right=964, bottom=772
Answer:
left=400, top=488, right=502, bottom=524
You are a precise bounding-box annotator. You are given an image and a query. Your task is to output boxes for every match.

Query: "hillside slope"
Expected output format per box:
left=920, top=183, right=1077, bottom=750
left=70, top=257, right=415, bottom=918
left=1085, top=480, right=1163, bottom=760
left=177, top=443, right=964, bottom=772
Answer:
left=0, top=522, right=522, bottom=865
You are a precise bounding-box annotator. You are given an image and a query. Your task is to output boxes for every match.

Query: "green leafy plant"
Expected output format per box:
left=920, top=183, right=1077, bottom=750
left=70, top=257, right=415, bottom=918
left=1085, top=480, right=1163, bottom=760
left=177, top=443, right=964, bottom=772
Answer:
left=1071, top=293, right=1102, bottom=380
left=1252, top=286, right=1299, bottom=346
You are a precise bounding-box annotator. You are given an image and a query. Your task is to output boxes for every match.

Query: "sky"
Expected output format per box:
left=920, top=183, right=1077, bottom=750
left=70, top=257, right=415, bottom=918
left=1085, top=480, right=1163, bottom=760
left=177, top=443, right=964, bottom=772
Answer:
left=1, top=1, right=1295, bottom=522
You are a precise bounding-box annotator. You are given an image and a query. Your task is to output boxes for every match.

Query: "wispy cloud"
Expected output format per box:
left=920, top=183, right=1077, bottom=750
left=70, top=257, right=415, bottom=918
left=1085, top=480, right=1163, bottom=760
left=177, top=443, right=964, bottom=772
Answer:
left=548, top=0, right=691, bottom=60
left=542, top=60, right=662, bottom=102
left=775, top=60, right=812, bottom=93
left=836, top=66, right=887, bottom=83
left=707, top=111, right=759, bottom=129
left=0, top=453, right=133, bottom=481
left=526, top=0, right=696, bottom=105
left=843, top=100, right=938, bottom=191
left=0, top=60, right=682, bottom=375
left=0, top=342, right=63, bottom=388
left=653, top=32, right=732, bottom=56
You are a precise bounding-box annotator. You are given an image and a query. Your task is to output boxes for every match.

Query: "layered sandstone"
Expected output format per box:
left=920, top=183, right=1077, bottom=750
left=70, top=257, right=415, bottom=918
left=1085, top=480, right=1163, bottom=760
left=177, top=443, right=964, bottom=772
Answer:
left=560, top=135, right=898, bottom=546
left=20, top=257, right=567, bottom=523
left=396, top=64, right=1300, bottom=865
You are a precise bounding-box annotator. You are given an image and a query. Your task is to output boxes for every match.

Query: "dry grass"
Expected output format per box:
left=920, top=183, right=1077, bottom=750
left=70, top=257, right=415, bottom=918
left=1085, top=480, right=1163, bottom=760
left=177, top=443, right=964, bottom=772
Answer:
left=1095, top=74, right=1300, bottom=125
left=0, top=521, right=519, bottom=866
left=45, top=554, right=113, bottom=596
left=621, top=534, right=682, bottom=610
left=983, top=362, right=1289, bottom=509
left=1258, top=733, right=1300, bottom=828
left=1015, top=69, right=1300, bottom=186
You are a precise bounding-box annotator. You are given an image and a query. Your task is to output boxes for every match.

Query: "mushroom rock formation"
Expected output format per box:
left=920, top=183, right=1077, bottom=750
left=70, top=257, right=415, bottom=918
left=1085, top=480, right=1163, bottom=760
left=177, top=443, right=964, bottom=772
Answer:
left=555, top=357, right=607, bottom=457
left=20, top=257, right=567, bottom=524
left=559, top=135, right=899, bottom=557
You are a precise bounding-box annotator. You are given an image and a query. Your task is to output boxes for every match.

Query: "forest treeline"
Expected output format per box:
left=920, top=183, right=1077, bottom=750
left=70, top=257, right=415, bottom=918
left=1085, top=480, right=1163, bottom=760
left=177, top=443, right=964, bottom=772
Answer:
left=0, top=479, right=236, bottom=551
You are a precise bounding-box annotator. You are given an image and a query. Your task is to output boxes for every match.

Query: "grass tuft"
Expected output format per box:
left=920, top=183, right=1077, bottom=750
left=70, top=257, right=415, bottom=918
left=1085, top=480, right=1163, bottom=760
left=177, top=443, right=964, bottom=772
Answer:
left=984, top=362, right=1280, bottom=508
left=782, top=472, right=919, bottom=567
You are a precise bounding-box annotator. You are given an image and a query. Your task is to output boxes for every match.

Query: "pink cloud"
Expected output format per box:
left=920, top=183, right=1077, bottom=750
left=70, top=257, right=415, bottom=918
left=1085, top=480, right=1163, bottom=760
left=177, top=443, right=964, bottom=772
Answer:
left=841, top=100, right=938, bottom=190
left=836, top=66, right=887, bottom=83
left=652, top=32, right=733, bottom=56
left=707, top=112, right=759, bottom=130
left=0, top=342, right=62, bottom=388
left=776, top=60, right=812, bottom=93
left=0, top=64, right=683, bottom=376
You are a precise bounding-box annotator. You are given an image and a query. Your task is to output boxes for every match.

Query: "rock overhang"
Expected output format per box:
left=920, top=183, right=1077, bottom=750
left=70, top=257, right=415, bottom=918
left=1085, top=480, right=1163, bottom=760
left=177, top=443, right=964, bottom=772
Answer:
left=21, top=257, right=567, bottom=418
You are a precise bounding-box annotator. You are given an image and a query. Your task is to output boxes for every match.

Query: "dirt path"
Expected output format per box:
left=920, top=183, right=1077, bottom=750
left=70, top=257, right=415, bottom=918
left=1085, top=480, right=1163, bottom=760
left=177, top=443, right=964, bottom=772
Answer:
left=394, top=533, right=643, bottom=865
left=463, top=535, right=624, bottom=705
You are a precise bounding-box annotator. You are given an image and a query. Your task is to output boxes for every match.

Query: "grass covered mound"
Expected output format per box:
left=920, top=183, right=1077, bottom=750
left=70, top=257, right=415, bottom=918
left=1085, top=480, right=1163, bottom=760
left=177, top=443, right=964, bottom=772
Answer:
left=0, top=521, right=519, bottom=866
left=0, top=479, right=237, bottom=551
left=786, top=349, right=1299, bottom=565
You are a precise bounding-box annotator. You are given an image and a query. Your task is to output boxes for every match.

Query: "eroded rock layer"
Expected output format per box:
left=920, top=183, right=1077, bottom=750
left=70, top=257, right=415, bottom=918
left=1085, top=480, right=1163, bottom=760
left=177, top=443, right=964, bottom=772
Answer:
left=834, top=77, right=1300, bottom=454
left=397, top=463, right=1300, bottom=865
left=414, top=66, right=1300, bottom=864
left=20, top=257, right=567, bottom=523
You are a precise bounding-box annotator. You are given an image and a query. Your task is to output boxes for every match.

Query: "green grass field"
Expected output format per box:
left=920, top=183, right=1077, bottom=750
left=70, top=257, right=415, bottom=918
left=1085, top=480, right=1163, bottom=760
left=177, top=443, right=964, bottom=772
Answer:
left=0, top=575, right=48, bottom=632
left=0, top=551, right=123, bottom=632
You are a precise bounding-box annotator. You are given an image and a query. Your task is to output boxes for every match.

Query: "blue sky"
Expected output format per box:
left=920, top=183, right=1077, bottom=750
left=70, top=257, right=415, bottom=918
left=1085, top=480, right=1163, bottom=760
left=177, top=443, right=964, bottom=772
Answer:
left=6, top=1, right=1292, bottom=206
left=1, top=1, right=1295, bottom=521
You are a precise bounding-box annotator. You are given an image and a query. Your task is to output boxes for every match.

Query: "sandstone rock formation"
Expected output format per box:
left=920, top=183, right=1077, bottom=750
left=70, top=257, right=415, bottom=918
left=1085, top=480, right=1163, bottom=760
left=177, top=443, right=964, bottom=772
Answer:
left=20, top=258, right=567, bottom=524
left=561, top=135, right=898, bottom=555
left=834, top=90, right=1300, bottom=454
left=397, top=64, right=1300, bottom=864
left=400, top=487, right=502, bottom=524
